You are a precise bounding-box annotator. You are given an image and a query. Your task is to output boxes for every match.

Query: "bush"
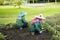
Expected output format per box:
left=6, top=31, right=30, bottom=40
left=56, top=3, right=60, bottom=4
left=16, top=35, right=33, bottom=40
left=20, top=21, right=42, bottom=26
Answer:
left=0, top=33, right=6, bottom=39
left=46, top=16, right=56, bottom=27
left=43, top=22, right=60, bottom=34
left=0, top=23, right=6, bottom=28
left=55, top=26, right=60, bottom=32
left=0, top=23, right=15, bottom=29
left=17, top=1, right=22, bottom=8
left=0, top=0, right=4, bottom=5
left=5, top=23, right=15, bottom=29
left=43, top=22, right=60, bottom=40
left=51, top=35, right=60, bottom=40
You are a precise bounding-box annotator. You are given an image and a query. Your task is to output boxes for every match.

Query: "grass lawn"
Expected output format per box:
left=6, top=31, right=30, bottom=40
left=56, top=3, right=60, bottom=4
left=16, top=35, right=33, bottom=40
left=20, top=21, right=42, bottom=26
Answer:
left=0, top=3, right=60, bottom=24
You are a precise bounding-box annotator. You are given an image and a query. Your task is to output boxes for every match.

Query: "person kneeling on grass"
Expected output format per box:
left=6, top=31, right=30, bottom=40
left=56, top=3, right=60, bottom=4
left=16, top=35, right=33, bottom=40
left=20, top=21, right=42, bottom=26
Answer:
left=30, top=14, right=45, bottom=35
left=15, top=11, right=28, bottom=30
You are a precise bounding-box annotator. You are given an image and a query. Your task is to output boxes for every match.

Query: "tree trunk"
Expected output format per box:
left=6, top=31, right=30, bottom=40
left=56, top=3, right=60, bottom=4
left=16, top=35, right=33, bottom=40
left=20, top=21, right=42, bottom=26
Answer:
left=48, top=0, right=49, bottom=3
left=55, top=0, right=57, bottom=4
left=10, top=0, right=13, bottom=5
left=33, top=0, right=34, bottom=3
left=44, top=0, right=45, bottom=3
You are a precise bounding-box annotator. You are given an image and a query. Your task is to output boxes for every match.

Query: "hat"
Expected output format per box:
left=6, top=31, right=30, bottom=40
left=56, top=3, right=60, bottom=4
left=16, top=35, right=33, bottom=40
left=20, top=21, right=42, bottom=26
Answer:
left=36, top=14, right=45, bottom=19
left=19, top=11, right=27, bottom=17
left=18, top=11, right=27, bottom=19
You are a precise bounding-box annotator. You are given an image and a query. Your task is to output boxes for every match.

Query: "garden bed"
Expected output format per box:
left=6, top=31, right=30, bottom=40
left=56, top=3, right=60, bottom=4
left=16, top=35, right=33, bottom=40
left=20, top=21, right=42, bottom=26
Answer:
left=0, top=28, right=52, bottom=40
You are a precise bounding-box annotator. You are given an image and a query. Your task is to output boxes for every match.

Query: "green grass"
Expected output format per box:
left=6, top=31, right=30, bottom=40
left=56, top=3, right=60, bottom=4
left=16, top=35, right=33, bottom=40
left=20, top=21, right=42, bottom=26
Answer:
left=0, top=3, right=60, bottom=23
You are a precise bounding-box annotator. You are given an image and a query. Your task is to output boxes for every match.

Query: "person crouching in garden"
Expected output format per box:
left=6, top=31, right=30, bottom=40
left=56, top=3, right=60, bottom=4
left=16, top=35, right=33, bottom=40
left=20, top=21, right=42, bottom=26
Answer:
left=30, top=14, right=45, bottom=35
left=15, top=11, right=28, bottom=30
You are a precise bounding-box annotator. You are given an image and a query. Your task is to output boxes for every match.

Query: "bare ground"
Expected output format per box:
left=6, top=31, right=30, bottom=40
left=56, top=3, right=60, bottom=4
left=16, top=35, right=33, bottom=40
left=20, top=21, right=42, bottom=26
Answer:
left=0, top=28, right=52, bottom=40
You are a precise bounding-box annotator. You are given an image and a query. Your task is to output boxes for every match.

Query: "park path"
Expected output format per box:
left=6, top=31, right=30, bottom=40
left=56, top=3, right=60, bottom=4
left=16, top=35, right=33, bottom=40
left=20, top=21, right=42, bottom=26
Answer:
left=0, top=28, right=52, bottom=40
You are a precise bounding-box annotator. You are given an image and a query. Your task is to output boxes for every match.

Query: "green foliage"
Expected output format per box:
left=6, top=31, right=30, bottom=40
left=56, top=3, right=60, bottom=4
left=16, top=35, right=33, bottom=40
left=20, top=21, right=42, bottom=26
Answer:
left=0, top=33, right=6, bottom=38
left=51, top=35, right=60, bottom=40
left=5, top=23, right=15, bottom=29
left=46, top=13, right=60, bottom=27
left=17, top=1, right=22, bottom=8
left=55, top=26, right=60, bottom=32
left=0, top=23, right=6, bottom=28
left=17, top=1, right=22, bottom=5
left=43, top=22, right=60, bottom=40
left=6, top=0, right=10, bottom=1
left=46, top=17, right=56, bottom=27
left=14, top=0, right=18, bottom=5
left=0, top=23, right=15, bottom=29
left=57, top=0, right=60, bottom=2
left=0, top=0, right=4, bottom=5
left=43, top=22, right=60, bottom=35
left=46, top=21, right=56, bottom=27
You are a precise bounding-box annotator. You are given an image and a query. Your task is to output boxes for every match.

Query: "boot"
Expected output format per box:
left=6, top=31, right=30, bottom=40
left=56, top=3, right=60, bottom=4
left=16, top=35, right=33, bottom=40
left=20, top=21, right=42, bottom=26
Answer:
left=31, top=32, right=35, bottom=35
left=39, top=31, right=42, bottom=34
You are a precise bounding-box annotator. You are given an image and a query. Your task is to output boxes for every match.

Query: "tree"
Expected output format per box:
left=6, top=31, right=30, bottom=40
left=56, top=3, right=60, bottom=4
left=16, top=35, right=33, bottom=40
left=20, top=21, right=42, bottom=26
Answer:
left=17, top=1, right=22, bottom=8
left=3, top=0, right=10, bottom=5
left=0, top=0, right=4, bottom=5
left=14, top=0, right=18, bottom=5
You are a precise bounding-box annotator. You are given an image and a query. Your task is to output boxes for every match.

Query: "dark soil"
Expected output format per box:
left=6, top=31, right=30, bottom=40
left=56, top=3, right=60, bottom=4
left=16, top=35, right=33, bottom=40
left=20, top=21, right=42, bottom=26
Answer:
left=0, top=28, right=52, bottom=40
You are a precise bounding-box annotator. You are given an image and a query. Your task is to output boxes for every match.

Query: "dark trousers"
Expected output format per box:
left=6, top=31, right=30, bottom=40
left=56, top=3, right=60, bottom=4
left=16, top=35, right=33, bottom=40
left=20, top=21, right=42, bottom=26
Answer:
left=22, top=22, right=28, bottom=28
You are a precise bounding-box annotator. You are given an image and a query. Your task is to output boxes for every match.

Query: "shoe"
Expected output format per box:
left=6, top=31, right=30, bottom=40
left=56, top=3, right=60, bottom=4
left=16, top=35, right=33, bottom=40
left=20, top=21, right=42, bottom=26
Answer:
left=31, top=32, right=35, bottom=35
left=39, top=31, right=42, bottom=34
left=20, top=27, right=23, bottom=30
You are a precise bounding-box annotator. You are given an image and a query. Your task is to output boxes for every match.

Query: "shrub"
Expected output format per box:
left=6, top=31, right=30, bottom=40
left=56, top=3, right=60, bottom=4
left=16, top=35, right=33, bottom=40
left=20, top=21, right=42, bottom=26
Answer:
left=46, top=17, right=56, bottom=27
left=0, top=33, right=6, bottom=39
left=5, top=23, right=15, bottom=29
left=55, top=25, right=60, bottom=32
left=0, top=23, right=6, bottom=28
left=43, top=22, right=60, bottom=35
left=17, top=1, right=22, bottom=8
left=0, top=0, right=4, bottom=5
left=51, top=35, right=60, bottom=40
left=43, top=22, right=60, bottom=40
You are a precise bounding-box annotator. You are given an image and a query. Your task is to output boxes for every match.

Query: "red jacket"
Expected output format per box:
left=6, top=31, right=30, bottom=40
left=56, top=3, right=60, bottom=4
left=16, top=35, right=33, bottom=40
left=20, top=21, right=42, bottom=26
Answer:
left=31, top=18, right=42, bottom=24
